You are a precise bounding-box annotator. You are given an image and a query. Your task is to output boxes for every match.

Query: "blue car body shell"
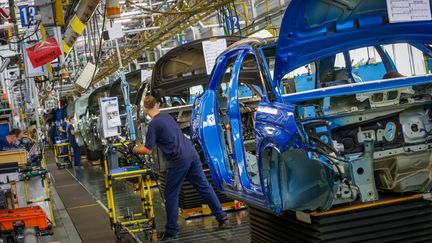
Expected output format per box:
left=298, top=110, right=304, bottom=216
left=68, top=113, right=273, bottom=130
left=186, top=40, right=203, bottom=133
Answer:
left=191, top=0, right=432, bottom=213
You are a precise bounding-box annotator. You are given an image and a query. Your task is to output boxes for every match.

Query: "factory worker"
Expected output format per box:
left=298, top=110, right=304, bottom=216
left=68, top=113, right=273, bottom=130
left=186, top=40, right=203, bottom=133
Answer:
left=67, top=116, right=81, bottom=167
left=0, top=128, right=23, bottom=151
left=133, top=95, right=229, bottom=240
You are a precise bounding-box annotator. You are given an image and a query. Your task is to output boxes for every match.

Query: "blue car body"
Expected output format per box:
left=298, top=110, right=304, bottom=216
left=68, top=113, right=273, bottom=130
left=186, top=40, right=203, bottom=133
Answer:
left=191, top=0, right=432, bottom=213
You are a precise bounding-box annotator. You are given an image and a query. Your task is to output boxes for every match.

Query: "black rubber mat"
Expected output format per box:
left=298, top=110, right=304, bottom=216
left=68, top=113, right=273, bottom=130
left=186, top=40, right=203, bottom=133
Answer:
left=158, top=170, right=233, bottom=209
left=249, top=196, right=432, bottom=243
left=46, top=152, right=116, bottom=243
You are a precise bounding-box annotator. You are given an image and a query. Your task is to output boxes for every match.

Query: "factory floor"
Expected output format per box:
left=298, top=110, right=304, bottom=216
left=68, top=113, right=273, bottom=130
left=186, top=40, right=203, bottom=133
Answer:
left=44, top=150, right=250, bottom=242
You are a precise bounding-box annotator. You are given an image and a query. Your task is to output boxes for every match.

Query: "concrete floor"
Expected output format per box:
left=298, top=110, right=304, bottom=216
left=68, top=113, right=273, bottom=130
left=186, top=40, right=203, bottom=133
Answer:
left=45, top=151, right=250, bottom=242
left=41, top=183, right=82, bottom=243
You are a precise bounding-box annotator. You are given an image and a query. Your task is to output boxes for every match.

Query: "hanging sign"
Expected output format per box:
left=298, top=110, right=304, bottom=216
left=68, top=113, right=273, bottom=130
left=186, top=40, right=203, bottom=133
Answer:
left=19, top=5, right=38, bottom=27
left=99, top=97, right=121, bottom=138
left=202, top=39, right=227, bottom=75
left=387, top=0, right=432, bottom=23
left=26, top=38, right=61, bottom=68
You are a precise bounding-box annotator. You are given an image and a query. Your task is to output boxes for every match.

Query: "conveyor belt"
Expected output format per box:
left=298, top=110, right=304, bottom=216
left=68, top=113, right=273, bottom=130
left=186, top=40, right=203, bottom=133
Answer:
left=46, top=152, right=116, bottom=243
left=249, top=196, right=432, bottom=243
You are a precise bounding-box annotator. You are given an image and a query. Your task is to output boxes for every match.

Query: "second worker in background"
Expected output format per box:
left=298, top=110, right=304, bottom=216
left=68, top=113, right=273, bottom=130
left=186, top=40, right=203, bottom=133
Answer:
left=67, top=116, right=81, bottom=167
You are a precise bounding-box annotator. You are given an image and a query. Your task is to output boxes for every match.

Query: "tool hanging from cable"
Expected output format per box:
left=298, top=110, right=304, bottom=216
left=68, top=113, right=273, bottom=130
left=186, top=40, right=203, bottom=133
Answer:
left=112, top=32, right=135, bottom=142
left=120, top=70, right=136, bottom=141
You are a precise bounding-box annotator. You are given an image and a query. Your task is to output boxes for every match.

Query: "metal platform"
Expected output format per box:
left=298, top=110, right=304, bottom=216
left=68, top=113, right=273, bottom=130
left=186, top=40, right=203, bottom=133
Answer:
left=249, top=194, right=432, bottom=243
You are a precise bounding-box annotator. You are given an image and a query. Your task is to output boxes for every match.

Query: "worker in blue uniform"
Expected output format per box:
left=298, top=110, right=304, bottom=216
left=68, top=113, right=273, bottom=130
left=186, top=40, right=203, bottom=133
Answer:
left=58, top=118, right=69, bottom=155
left=0, top=128, right=23, bottom=151
left=133, top=95, right=229, bottom=240
left=66, top=116, right=81, bottom=167
left=58, top=118, right=68, bottom=140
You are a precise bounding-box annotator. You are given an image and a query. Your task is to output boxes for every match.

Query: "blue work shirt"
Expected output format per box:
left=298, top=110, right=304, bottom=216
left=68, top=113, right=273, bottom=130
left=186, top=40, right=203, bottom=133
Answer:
left=50, top=123, right=57, bottom=140
left=67, top=124, right=77, bottom=144
left=145, top=113, right=199, bottom=167
left=0, top=136, right=12, bottom=151
left=60, top=121, right=68, bottom=139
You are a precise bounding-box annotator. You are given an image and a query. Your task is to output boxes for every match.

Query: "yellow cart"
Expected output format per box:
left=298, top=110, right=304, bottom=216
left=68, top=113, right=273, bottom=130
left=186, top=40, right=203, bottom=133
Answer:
left=104, top=159, right=155, bottom=241
left=53, top=142, right=72, bottom=168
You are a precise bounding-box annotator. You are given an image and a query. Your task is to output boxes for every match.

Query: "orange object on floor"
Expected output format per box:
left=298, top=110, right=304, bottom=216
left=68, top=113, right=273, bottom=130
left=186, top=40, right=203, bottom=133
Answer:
left=0, top=206, right=49, bottom=231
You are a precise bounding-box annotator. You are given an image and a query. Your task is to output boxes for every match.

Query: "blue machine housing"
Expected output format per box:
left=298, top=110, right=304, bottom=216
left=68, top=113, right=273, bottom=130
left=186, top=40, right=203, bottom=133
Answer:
left=191, top=0, right=432, bottom=213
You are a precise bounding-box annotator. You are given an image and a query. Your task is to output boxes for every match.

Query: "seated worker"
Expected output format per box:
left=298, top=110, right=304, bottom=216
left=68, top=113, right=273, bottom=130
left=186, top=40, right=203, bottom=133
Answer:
left=0, top=128, right=23, bottom=151
left=66, top=116, right=81, bottom=167
left=133, top=96, right=229, bottom=240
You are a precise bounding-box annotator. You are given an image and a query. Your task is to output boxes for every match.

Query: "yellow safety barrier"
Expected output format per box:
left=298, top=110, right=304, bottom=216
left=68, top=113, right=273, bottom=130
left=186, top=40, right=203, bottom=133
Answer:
left=23, top=155, right=55, bottom=225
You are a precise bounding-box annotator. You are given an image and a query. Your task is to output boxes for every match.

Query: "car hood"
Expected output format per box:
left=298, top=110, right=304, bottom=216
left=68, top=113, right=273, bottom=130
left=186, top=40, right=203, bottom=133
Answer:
left=274, top=0, right=432, bottom=85
left=151, top=36, right=242, bottom=96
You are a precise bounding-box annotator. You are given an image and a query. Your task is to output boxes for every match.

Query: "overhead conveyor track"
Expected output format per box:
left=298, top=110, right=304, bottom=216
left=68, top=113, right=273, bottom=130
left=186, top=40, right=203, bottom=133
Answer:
left=91, top=0, right=234, bottom=86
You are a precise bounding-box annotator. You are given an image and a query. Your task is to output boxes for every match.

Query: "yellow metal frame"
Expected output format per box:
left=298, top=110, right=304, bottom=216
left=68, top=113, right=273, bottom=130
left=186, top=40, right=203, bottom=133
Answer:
left=23, top=155, right=55, bottom=225
left=53, top=142, right=72, bottom=165
left=103, top=158, right=155, bottom=236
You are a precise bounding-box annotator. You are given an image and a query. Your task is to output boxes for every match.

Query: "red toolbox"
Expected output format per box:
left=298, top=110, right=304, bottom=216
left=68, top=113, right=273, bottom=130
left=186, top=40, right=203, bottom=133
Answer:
left=0, top=206, right=49, bottom=231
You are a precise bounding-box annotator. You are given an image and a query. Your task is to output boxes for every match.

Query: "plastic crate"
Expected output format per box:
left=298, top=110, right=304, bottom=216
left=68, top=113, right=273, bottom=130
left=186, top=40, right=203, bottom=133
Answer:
left=0, top=206, right=49, bottom=231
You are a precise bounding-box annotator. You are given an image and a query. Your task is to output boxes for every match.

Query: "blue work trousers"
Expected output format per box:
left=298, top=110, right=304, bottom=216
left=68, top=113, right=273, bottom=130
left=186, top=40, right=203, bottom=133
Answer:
left=69, top=139, right=81, bottom=166
left=164, top=159, right=226, bottom=235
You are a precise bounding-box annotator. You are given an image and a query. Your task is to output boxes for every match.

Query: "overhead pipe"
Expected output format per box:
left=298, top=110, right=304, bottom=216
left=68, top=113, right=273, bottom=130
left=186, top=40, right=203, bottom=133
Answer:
left=123, top=26, right=161, bottom=34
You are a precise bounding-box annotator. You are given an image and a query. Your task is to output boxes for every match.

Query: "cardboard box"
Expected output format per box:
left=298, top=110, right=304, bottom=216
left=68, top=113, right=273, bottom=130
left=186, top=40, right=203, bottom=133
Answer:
left=0, top=150, right=27, bottom=166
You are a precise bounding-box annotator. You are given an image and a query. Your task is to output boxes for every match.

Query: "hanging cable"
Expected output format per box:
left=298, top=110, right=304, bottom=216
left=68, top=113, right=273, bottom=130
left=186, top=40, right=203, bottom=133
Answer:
left=89, top=3, right=107, bottom=86
left=0, top=22, right=41, bottom=44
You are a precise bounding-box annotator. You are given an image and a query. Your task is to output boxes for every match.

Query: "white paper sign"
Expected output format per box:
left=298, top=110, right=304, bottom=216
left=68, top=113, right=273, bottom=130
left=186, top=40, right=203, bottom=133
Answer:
left=387, top=0, right=432, bottom=23
left=106, top=22, right=124, bottom=40
left=141, top=69, right=152, bottom=82
left=202, top=39, right=227, bottom=75
left=106, top=103, right=122, bottom=128
left=76, top=62, right=98, bottom=90
left=99, top=97, right=121, bottom=138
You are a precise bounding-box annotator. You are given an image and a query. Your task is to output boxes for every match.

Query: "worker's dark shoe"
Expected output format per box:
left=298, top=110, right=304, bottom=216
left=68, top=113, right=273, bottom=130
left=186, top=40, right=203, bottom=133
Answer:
left=218, top=217, right=230, bottom=229
left=158, top=232, right=178, bottom=242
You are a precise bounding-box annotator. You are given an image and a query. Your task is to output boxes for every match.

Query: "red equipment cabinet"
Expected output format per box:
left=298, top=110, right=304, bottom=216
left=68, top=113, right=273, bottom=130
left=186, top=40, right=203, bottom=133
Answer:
left=0, top=206, right=49, bottom=231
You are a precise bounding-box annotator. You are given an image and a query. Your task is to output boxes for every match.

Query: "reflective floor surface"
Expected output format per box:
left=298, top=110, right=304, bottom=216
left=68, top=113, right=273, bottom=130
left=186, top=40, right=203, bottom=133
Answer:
left=65, top=157, right=251, bottom=242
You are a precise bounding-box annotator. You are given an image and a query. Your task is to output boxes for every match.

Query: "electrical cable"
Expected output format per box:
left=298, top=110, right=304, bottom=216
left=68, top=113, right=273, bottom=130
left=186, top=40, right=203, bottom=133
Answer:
left=309, top=136, right=342, bottom=156
left=0, top=22, right=41, bottom=44
left=115, top=141, right=166, bottom=202
left=420, top=128, right=432, bottom=136
left=89, top=3, right=107, bottom=87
